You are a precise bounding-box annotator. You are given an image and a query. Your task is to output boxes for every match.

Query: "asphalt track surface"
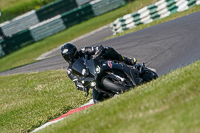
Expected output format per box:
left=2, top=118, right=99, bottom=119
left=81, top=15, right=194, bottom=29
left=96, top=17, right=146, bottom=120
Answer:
left=1, top=11, right=200, bottom=76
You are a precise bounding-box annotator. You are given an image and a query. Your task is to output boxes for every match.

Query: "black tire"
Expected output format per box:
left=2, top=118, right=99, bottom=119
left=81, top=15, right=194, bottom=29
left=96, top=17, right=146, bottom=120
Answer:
left=102, top=77, right=130, bottom=93
left=141, top=70, right=158, bottom=82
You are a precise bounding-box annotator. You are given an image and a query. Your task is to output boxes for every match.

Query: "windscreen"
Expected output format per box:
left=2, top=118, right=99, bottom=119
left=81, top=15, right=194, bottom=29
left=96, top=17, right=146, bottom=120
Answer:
left=72, top=58, right=87, bottom=76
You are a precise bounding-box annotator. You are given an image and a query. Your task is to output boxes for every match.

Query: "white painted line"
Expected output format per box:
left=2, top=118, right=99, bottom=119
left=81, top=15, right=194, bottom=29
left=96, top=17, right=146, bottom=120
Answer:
left=31, top=99, right=94, bottom=133
left=80, top=99, right=94, bottom=107
left=31, top=117, right=65, bottom=133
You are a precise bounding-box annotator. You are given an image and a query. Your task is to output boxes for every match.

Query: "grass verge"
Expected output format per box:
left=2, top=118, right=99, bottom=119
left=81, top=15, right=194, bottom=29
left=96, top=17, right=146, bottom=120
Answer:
left=0, top=69, right=92, bottom=133
left=36, top=60, right=200, bottom=133
left=0, top=0, right=161, bottom=72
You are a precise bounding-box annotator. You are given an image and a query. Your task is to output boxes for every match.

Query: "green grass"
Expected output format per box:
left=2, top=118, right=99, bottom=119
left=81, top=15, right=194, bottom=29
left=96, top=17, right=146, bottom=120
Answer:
left=0, top=0, right=55, bottom=23
left=0, top=0, right=160, bottom=72
left=0, top=69, right=93, bottom=133
left=36, top=60, right=200, bottom=133
left=0, top=59, right=199, bottom=133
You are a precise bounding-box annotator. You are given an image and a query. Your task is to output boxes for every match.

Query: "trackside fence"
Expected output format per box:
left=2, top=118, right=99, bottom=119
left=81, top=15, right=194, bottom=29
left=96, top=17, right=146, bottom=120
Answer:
left=0, top=0, right=126, bottom=57
left=110, top=0, right=200, bottom=35
left=0, top=30, right=34, bottom=56
left=91, top=0, right=126, bottom=16
left=76, top=0, right=91, bottom=6
left=35, top=0, right=78, bottom=22
left=0, top=10, right=39, bottom=37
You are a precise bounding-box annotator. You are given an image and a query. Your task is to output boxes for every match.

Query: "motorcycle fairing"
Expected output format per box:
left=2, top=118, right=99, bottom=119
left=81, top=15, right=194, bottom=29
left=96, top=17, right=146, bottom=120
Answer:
left=87, top=59, right=98, bottom=77
left=100, top=60, right=136, bottom=86
left=101, top=60, right=122, bottom=71
left=72, top=58, right=88, bottom=76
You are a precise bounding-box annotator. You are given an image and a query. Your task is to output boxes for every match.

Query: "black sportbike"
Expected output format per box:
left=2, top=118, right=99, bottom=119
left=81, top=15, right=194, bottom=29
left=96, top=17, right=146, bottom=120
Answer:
left=72, top=55, right=158, bottom=102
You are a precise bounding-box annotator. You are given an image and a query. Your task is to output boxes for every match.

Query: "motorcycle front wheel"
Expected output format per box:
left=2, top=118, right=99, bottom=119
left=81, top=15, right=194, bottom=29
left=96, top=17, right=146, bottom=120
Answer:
left=102, top=77, right=130, bottom=93
left=141, top=70, right=158, bottom=82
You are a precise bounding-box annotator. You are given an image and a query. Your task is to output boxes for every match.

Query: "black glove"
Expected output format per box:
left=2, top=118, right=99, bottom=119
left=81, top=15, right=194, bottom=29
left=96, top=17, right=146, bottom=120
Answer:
left=75, top=81, right=85, bottom=92
left=131, top=58, right=137, bottom=65
left=125, top=57, right=137, bottom=65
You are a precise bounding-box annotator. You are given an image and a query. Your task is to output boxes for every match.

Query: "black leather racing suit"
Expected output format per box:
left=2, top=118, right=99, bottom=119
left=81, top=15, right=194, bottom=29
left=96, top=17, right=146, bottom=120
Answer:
left=66, top=45, right=136, bottom=102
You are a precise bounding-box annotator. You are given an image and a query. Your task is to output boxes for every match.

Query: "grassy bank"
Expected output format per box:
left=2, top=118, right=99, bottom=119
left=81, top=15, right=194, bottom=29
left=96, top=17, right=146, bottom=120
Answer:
left=0, top=0, right=55, bottom=23
left=0, top=59, right=199, bottom=132
left=36, top=60, right=200, bottom=133
left=0, top=69, right=92, bottom=132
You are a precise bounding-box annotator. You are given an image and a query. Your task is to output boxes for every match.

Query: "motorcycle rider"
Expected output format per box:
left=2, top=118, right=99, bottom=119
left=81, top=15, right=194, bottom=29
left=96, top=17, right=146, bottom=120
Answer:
left=61, top=43, right=137, bottom=103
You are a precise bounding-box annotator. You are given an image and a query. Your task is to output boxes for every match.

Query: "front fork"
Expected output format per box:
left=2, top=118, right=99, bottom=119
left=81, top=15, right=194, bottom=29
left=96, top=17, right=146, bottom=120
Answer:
left=134, top=63, right=147, bottom=84
left=85, top=87, right=90, bottom=97
left=135, top=63, right=146, bottom=74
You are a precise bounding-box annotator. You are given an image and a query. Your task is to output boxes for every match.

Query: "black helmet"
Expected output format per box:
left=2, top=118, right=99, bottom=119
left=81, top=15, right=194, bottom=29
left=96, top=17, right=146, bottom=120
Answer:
left=61, top=43, right=78, bottom=63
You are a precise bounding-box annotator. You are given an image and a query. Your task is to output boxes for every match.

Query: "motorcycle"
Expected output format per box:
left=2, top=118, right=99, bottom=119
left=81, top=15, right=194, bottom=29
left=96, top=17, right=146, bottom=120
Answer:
left=72, top=55, right=158, bottom=102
